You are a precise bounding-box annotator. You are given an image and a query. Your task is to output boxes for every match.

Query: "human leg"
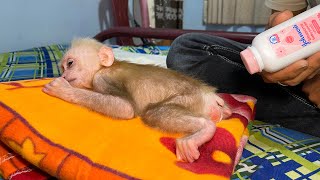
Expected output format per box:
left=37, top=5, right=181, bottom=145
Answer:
left=166, top=33, right=320, bottom=137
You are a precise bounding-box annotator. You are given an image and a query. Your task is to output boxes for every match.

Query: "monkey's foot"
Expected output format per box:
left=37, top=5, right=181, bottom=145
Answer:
left=176, top=137, right=200, bottom=163
left=234, top=135, right=248, bottom=169
left=175, top=121, right=216, bottom=163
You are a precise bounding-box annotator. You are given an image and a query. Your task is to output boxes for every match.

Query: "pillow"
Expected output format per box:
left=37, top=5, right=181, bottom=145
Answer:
left=0, top=79, right=256, bottom=180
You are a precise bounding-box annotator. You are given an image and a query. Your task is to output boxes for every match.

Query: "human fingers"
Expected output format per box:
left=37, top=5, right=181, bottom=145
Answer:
left=267, top=10, right=293, bottom=29
left=282, top=52, right=320, bottom=85
left=302, top=74, right=320, bottom=107
left=260, top=60, right=308, bottom=84
left=305, top=51, right=320, bottom=79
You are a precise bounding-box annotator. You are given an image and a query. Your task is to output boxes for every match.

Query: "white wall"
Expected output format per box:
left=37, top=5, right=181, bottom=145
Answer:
left=0, top=0, right=113, bottom=53
left=0, top=0, right=265, bottom=53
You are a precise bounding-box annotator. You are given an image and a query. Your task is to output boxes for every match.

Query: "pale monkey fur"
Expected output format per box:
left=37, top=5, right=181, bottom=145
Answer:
left=43, top=38, right=232, bottom=163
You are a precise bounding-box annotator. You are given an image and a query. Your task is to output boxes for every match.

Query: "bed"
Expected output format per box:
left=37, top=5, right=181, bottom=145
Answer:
left=0, top=41, right=319, bottom=179
left=0, top=0, right=319, bottom=178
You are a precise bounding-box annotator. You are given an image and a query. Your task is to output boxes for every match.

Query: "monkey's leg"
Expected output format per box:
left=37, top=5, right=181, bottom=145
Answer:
left=141, top=104, right=216, bottom=163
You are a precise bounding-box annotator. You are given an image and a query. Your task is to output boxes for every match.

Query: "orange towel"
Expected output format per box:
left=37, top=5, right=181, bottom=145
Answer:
left=0, top=79, right=256, bottom=180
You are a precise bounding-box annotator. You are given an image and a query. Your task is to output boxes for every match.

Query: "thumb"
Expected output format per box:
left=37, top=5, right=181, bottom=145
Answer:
left=267, top=10, right=294, bottom=29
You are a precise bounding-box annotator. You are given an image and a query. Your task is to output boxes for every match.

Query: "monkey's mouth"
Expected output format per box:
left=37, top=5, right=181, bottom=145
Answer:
left=67, top=78, right=76, bottom=83
left=65, top=78, right=77, bottom=86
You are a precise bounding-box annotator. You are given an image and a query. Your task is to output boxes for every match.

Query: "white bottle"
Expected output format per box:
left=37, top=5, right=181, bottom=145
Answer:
left=240, top=5, right=320, bottom=74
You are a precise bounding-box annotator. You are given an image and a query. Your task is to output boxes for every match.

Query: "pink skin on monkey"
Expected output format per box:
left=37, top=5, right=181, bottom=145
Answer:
left=43, top=38, right=232, bottom=163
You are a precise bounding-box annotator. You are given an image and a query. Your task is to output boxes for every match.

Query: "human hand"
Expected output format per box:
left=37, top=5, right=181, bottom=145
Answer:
left=260, top=10, right=320, bottom=86
left=42, top=77, right=76, bottom=102
left=302, top=74, right=320, bottom=108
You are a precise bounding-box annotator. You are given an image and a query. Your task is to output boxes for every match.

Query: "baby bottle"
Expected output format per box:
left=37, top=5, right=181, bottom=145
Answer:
left=240, top=5, right=320, bottom=74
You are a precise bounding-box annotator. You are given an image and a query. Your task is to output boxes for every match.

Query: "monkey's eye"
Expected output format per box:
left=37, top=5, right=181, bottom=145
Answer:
left=67, top=59, right=74, bottom=68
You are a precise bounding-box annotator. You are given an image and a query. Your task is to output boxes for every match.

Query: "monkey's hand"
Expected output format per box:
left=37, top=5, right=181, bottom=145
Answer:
left=42, top=77, right=76, bottom=102
left=176, top=119, right=216, bottom=163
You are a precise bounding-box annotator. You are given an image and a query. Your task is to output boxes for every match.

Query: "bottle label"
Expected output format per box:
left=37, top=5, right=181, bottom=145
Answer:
left=268, top=12, right=320, bottom=58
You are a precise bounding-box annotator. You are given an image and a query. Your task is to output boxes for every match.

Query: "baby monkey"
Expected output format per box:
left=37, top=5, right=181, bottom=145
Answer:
left=43, top=38, right=232, bottom=163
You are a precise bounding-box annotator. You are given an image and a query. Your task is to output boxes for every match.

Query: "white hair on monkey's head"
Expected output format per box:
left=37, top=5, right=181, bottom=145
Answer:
left=70, top=37, right=104, bottom=51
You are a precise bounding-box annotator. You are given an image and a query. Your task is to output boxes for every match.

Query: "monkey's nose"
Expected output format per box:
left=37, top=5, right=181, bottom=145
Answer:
left=222, top=107, right=232, bottom=119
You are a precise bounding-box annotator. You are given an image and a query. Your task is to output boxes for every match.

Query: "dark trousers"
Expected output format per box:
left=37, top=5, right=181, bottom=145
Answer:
left=166, top=33, right=320, bottom=137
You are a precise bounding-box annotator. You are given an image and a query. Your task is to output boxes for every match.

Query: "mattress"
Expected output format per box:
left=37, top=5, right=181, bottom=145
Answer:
left=0, top=44, right=319, bottom=179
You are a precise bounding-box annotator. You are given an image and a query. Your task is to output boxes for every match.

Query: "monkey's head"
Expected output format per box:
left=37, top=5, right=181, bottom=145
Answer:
left=60, top=38, right=114, bottom=89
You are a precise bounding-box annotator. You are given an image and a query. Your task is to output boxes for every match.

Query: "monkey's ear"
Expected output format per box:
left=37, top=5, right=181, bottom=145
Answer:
left=98, top=46, right=114, bottom=67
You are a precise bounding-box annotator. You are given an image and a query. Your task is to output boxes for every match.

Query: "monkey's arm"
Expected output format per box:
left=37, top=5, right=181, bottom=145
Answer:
left=43, top=77, right=135, bottom=119
left=71, top=88, right=134, bottom=119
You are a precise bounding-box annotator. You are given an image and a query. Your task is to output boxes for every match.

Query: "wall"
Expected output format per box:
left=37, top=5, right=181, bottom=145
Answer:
left=0, top=0, right=113, bottom=53
left=0, top=0, right=265, bottom=53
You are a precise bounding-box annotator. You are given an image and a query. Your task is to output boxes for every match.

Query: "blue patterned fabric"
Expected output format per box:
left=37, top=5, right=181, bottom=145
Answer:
left=0, top=45, right=169, bottom=82
left=232, top=121, right=320, bottom=179
left=0, top=45, right=67, bottom=82
left=113, top=45, right=170, bottom=55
